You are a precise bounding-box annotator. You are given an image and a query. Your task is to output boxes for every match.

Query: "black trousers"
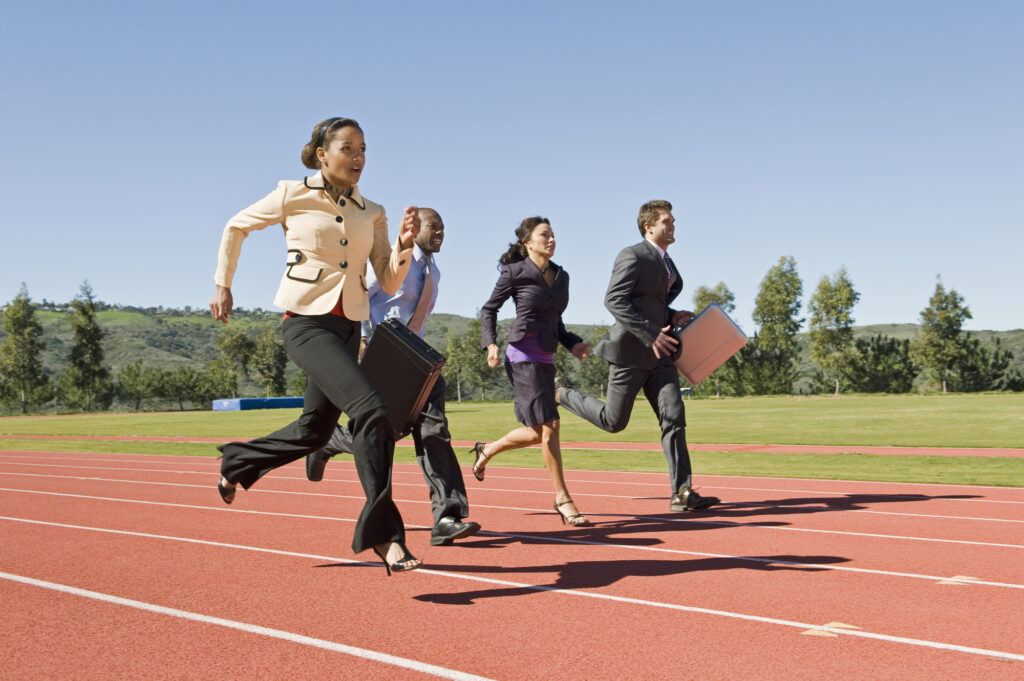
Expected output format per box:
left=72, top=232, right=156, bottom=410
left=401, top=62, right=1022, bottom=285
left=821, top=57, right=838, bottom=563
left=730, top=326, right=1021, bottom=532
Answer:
left=318, top=373, right=470, bottom=525
left=219, top=314, right=404, bottom=554
left=558, top=357, right=693, bottom=494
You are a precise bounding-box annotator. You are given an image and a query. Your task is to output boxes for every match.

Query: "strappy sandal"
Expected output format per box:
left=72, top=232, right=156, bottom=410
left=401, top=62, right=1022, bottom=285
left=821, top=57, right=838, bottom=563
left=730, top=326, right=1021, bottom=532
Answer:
left=470, top=442, right=490, bottom=481
left=372, top=542, right=422, bottom=576
left=554, top=498, right=592, bottom=527
left=217, top=477, right=236, bottom=505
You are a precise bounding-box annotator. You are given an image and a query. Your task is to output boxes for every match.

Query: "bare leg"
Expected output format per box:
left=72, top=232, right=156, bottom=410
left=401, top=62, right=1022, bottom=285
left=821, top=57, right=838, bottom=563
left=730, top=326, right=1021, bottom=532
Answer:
left=536, top=421, right=572, bottom=504
left=476, top=421, right=588, bottom=524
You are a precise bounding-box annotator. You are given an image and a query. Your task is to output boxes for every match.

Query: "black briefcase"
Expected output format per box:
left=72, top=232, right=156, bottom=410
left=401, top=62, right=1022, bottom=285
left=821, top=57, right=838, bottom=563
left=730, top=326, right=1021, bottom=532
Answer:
left=360, top=318, right=446, bottom=436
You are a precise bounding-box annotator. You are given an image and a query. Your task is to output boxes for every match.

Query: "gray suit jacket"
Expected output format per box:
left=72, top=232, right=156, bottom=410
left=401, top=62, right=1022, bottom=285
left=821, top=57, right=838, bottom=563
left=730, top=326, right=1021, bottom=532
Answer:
left=593, top=240, right=682, bottom=370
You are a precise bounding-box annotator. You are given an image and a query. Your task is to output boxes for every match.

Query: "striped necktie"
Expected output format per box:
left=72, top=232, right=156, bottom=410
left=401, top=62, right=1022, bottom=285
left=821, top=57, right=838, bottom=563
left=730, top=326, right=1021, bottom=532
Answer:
left=664, top=253, right=678, bottom=291
left=406, top=257, right=434, bottom=336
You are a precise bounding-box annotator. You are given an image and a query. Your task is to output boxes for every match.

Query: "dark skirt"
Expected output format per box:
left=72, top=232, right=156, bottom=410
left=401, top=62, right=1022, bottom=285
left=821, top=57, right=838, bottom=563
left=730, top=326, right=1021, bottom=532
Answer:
left=504, top=360, right=558, bottom=427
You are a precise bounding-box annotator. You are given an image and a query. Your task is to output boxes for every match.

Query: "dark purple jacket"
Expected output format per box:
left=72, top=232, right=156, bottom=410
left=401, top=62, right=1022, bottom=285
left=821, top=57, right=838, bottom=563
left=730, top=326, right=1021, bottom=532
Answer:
left=480, top=258, right=583, bottom=353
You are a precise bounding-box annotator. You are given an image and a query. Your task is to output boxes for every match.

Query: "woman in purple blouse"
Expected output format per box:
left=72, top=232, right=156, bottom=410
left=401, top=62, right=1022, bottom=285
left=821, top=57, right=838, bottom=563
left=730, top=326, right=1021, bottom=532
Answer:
left=474, top=217, right=592, bottom=526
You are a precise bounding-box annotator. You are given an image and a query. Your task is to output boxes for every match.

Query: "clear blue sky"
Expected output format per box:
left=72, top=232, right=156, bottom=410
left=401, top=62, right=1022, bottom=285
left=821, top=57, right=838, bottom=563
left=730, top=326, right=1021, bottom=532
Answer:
left=2, top=1, right=1022, bottom=332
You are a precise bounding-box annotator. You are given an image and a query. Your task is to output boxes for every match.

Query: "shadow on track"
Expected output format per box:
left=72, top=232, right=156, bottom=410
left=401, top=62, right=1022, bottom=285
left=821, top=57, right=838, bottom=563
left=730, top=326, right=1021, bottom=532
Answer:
left=411, top=554, right=849, bottom=605
left=676, top=492, right=983, bottom=519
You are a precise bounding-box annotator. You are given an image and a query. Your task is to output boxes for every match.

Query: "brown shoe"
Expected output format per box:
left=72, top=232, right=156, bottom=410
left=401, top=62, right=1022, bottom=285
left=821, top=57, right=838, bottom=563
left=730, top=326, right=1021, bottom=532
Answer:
left=670, top=486, right=720, bottom=511
left=553, top=377, right=567, bottom=405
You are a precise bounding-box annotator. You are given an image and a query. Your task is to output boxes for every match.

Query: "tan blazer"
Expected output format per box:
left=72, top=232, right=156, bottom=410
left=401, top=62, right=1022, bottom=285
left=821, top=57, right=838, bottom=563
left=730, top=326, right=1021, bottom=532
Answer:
left=214, top=171, right=412, bottom=319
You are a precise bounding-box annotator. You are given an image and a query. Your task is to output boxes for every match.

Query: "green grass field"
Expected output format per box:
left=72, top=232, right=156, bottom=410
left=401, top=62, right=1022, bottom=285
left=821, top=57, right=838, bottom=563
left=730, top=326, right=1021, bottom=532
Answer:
left=2, top=393, right=1022, bottom=487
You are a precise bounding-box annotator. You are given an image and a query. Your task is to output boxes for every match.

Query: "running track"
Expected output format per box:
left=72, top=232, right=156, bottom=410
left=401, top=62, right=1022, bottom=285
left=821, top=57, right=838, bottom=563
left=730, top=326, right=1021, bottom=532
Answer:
left=1, top=449, right=1022, bottom=679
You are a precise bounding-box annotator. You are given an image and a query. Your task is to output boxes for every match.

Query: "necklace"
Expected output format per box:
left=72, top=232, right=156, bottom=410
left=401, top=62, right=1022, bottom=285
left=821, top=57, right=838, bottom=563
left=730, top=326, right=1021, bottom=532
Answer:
left=324, top=181, right=353, bottom=199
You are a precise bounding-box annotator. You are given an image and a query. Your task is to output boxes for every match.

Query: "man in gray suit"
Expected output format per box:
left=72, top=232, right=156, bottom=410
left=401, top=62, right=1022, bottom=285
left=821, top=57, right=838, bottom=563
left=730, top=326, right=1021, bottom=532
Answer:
left=556, top=200, right=720, bottom=511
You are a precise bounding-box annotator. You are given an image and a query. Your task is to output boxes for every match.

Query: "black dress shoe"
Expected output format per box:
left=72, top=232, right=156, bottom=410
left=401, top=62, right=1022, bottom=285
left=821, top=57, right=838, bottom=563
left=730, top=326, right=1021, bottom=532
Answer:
left=306, top=450, right=331, bottom=482
left=430, top=517, right=481, bottom=546
left=670, top=486, right=720, bottom=511
left=217, top=477, right=236, bottom=505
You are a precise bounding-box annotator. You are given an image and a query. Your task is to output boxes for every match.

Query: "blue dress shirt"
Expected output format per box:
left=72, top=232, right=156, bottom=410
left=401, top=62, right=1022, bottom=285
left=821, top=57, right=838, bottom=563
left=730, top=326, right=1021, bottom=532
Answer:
left=363, top=244, right=440, bottom=338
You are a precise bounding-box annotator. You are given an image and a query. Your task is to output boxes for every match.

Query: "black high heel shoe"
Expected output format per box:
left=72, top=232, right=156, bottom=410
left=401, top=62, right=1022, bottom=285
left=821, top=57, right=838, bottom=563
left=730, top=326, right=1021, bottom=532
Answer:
left=217, top=477, right=236, bottom=505
left=470, top=442, right=490, bottom=481
left=372, top=542, right=422, bottom=576
left=554, top=498, right=592, bottom=527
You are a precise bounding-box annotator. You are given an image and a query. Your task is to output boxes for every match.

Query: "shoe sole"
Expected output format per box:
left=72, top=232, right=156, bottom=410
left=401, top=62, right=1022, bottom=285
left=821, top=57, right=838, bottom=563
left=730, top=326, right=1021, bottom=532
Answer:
left=430, top=523, right=481, bottom=546
left=669, top=502, right=718, bottom=512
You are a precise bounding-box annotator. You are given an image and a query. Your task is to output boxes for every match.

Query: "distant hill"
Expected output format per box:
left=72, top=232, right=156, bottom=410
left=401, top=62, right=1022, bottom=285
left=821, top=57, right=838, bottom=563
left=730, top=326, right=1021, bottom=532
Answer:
left=2, top=304, right=1022, bottom=396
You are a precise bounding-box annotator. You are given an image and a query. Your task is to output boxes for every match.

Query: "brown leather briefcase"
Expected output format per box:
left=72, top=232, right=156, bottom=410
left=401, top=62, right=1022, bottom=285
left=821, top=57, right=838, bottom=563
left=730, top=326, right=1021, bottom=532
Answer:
left=360, top=318, right=447, bottom=436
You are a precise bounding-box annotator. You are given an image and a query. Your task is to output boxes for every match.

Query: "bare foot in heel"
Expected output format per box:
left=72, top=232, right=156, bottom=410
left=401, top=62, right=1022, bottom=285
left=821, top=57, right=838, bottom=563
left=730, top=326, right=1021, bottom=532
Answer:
left=554, top=498, right=591, bottom=526
left=372, top=542, right=422, bottom=576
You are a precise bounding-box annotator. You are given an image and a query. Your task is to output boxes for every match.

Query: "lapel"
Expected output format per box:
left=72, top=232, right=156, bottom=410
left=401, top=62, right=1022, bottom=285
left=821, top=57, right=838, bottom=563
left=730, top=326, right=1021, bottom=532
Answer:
left=639, top=240, right=669, bottom=293
left=524, top=259, right=566, bottom=297
left=302, top=171, right=367, bottom=209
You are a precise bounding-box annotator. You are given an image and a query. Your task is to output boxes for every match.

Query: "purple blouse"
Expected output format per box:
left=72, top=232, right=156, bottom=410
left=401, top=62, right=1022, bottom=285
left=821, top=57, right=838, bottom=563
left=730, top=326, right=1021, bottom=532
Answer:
left=505, top=332, right=554, bottom=365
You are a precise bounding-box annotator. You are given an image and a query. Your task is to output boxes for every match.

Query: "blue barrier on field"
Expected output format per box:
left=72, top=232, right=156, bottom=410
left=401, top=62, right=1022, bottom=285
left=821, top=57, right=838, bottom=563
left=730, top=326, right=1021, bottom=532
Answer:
left=212, top=397, right=304, bottom=411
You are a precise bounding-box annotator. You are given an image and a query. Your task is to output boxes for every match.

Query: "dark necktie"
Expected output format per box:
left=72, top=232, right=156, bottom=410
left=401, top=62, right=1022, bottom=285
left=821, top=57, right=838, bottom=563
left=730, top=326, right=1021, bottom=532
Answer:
left=664, top=253, right=678, bottom=291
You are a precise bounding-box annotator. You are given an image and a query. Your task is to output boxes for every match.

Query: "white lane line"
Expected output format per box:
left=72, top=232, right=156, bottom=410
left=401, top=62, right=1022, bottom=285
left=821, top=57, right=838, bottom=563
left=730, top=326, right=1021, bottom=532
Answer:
left=2, top=518, right=1022, bottom=664
left=0, top=571, right=497, bottom=681
left=7, top=450, right=1024, bottom=494
left=3, top=466, right=1022, bottom=524
left=5, top=454, right=1024, bottom=503
left=5, top=454, right=1024, bottom=504
left=2, top=478, right=1023, bottom=551
left=1, top=490, right=1022, bottom=589
left=4, top=472, right=1024, bottom=548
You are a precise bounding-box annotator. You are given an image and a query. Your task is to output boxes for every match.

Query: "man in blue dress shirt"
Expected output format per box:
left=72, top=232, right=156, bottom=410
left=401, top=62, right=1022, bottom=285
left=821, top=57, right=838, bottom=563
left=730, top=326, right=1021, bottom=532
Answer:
left=305, top=208, right=481, bottom=546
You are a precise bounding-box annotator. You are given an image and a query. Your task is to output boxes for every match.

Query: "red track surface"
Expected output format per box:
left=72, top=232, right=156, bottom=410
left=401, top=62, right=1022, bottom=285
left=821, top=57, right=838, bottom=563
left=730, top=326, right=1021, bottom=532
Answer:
left=2, top=448, right=1023, bottom=680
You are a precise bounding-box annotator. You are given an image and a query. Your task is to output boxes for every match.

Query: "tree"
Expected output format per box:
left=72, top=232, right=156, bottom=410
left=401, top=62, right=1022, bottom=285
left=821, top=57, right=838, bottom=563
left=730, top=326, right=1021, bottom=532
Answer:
left=116, top=360, right=161, bottom=410
left=156, top=366, right=205, bottom=410
left=60, top=281, right=114, bottom=411
left=207, top=357, right=238, bottom=399
left=576, top=325, right=610, bottom=398
left=747, top=257, right=803, bottom=394
left=442, top=331, right=465, bottom=403
left=691, top=283, right=735, bottom=396
left=721, top=334, right=798, bottom=397
left=460, top=316, right=493, bottom=400
left=217, top=327, right=255, bottom=397
left=0, top=284, right=52, bottom=413
left=693, top=282, right=736, bottom=315
left=290, top=368, right=308, bottom=396
left=807, top=267, right=860, bottom=395
left=910, top=281, right=971, bottom=393
left=985, top=339, right=1024, bottom=392
left=251, top=326, right=287, bottom=396
left=844, top=335, right=918, bottom=393
left=753, top=256, right=804, bottom=354
left=951, top=336, right=1024, bottom=393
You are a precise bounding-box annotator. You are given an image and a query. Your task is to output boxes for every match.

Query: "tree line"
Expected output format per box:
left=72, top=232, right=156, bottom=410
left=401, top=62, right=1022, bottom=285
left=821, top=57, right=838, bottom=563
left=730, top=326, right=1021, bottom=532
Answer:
left=2, top=260, right=1022, bottom=414
left=702, top=257, right=1022, bottom=396
left=0, top=282, right=295, bottom=413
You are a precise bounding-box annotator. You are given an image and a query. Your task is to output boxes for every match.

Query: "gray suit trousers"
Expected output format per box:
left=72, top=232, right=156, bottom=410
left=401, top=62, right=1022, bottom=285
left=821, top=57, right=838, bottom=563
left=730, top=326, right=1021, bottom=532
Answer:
left=559, top=357, right=692, bottom=493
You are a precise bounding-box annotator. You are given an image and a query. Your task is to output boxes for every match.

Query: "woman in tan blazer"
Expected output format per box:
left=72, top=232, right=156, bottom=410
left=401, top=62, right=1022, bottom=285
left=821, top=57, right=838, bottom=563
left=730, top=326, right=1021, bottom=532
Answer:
left=210, top=117, right=423, bottom=574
